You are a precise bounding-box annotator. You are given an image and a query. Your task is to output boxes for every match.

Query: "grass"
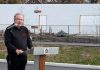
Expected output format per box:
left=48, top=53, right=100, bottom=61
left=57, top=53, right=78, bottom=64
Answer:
left=0, top=42, right=100, bottom=65
left=0, top=42, right=7, bottom=59
left=46, top=46, right=100, bottom=65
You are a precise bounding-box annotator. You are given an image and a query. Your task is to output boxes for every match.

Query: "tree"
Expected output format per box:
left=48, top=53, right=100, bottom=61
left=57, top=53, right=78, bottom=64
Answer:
left=0, top=0, right=25, bottom=4
left=0, top=0, right=8, bottom=3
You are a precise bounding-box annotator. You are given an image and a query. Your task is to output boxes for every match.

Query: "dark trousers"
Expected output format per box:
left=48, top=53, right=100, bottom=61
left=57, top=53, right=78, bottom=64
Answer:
left=7, top=55, right=27, bottom=70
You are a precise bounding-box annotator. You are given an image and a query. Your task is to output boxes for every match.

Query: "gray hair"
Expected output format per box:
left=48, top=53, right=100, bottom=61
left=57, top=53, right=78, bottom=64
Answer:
left=14, top=13, right=24, bottom=21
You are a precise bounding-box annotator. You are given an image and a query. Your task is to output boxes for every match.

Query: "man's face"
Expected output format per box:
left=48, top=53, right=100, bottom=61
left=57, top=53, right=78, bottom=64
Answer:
left=14, top=15, right=24, bottom=27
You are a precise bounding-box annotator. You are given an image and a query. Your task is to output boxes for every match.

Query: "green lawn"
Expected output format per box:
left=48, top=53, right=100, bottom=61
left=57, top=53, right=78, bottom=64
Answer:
left=46, top=46, right=100, bottom=65
left=0, top=42, right=100, bottom=65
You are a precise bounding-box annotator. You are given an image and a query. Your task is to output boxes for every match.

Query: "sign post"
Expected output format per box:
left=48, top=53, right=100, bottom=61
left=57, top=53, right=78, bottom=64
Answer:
left=33, top=47, right=59, bottom=70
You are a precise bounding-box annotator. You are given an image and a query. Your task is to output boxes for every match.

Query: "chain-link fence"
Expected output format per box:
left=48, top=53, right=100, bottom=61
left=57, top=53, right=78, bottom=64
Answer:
left=25, top=25, right=100, bottom=43
left=0, top=24, right=100, bottom=43
left=25, top=25, right=100, bottom=36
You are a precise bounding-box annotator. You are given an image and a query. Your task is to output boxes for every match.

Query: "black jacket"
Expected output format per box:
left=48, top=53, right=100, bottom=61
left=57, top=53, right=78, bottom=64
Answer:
left=4, top=24, right=32, bottom=56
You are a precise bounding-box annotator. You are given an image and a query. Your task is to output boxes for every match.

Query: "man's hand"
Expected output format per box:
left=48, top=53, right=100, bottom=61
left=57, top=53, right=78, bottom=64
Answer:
left=16, top=49, right=20, bottom=55
left=16, top=49, right=24, bottom=55
left=19, top=49, right=24, bottom=53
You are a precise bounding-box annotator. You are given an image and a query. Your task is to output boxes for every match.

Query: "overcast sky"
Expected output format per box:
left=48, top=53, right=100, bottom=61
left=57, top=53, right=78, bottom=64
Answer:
left=0, top=4, right=100, bottom=26
left=0, top=4, right=100, bottom=34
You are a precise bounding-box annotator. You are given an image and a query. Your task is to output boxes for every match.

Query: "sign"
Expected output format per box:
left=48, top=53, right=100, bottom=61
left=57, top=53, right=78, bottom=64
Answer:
left=34, top=47, right=59, bottom=55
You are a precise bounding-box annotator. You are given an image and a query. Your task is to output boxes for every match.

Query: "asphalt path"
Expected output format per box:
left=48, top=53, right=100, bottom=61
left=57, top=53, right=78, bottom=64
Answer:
left=0, top=60, right=100, bottom=70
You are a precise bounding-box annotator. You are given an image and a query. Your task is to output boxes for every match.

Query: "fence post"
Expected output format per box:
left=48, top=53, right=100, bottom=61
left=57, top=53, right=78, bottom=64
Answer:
left=68, top=25, right=69, bottom=36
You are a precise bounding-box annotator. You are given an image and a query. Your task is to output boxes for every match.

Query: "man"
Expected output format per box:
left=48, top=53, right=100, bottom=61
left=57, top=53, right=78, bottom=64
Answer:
left=4, top=13, right=32, bottom=70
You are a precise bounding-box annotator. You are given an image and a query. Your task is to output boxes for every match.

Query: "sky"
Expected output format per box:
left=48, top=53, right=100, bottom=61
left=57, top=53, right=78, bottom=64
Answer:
left=0, top=4, right=100, bottom=34
left=0, top=4, right=100, bottom=25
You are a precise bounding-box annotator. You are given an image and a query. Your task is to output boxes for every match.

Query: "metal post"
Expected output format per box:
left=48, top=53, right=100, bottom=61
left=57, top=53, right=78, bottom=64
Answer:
left=34, top=55, right=39, bottom=70
left=34, top=55, right=46, bottom=70
left=68, top=25, right=69, bottom=42
left=68, top=25, right=69, bottom=36
left=79, top=15, right=81, bottom=34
